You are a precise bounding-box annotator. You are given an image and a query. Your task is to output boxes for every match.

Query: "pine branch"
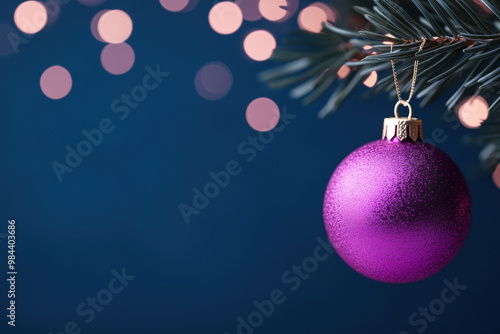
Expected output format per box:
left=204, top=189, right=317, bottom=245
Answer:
left=260, top=0, right=500, bottom=170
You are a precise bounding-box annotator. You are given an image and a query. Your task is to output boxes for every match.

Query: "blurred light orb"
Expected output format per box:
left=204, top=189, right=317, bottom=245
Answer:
left=0, top=24, right=19, bottom=57
left=209, top=2, right=243, bottom=35
left=237, top=0, right=262, bottom=21
left=14, top=1, right=48, bottom=34
left=101, top=43, right=135, bottom=75
left=159, top=0, right=189, bottom=12
left=78, top=0, right=106, bottom=6
left=298, top=2, right=336, bottom=33
left=98, top=9, right=133, bottom=44
left=259, top=0, right=298, bottom=22
left=91, top=10, right=109, bottom=42
left=383, top=33, right=396, bottom=45
left=494, top=164, right=500, bottom=189
left=363, top=71, right=378, bottom=88
left=246, top=97, right=280, bottom=132
left=244, top=30, right=276, bottom=61
left=337, top=64, right=351, bottom=79
left=259, top=0, right=286, bottom=21
left=195, top=62, right=233, bottom=101
left=457, top=96, right=489, bottom=129
left=40, top=65, right=72, bottom=100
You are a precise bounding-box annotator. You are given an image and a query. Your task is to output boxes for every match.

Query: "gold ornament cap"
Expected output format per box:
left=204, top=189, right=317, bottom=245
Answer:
left=382, top=101, right=423, bottom=142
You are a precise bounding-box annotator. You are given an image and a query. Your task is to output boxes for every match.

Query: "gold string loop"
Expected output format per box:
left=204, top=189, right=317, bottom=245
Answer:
left=394, top=100, right=413, bottom=119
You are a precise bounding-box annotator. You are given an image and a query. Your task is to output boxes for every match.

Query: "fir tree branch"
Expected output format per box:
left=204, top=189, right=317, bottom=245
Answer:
left=260, top=0, right=500, bottom=170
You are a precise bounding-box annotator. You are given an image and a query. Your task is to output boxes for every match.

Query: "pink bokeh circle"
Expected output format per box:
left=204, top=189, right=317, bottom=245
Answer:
left=159, top=0, right=189, bottom=12
left=259, top=0, right=298, bottom=23
left=457, top=96, right=489, bottom=129
left=97, top=9, right=133, bottom=44
left=244, top=30, right=276, bottom=61
left=14, top=1, right=48, bottom=34
left=209, top=1, right=243, bottom=35
left=101, top=43, right=135, bottom=75
left=195, top=62, right=233, bottom=101
left=40, top=65, right=72, bottom=100
left=246, top=98, right=280, bottom=132
left=298, top=2, right=336, bottom=33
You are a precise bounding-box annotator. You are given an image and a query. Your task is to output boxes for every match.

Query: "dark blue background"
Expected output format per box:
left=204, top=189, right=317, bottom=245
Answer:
left=0, top=1, right=499, bottom=333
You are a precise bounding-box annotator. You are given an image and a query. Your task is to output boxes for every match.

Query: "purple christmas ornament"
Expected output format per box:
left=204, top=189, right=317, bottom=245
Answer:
left=323, top=117, right=471, bottom=283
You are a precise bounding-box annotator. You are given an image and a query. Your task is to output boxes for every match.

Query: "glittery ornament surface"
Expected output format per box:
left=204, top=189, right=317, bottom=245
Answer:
left=323, top=138, right=471, bottom=283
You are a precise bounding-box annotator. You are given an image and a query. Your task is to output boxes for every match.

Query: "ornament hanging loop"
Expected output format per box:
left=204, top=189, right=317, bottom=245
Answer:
left=394, top=100, right=413, bottom=119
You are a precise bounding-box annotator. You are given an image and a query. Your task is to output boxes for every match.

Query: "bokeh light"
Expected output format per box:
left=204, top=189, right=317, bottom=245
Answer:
left=209, top=1, right=243, bottom=35
left=159, top=0, right=189, bottom=12
left=101, top=43, right=135, bottom=75
left=494, top=163, right=500, bottom=189
left=363, top=71, right=378, bottom=88
left=91, top=10, right=109, bottom=42
left=98, top=9, right=133, bottom=44
left=40, top=65, right=72, bottom=100
left=457, top=96, right=489, bottom=129
left=78, top=0, right=106, bottom=6
left=298, top=2, right=336, bottom=33
left=237, top=0, right=262, bottom=21
left=195, top=62, right=233, bottom=101
left=0, top=24, right=19, bottom=57
left=14, top=1, right=48, bottom=34
left=259, top=0, right=286, bottom=21
left=259, top=0, right=299, bottom=23
left=383, top=33, right=396, bottom=45
left=244, top=30, right=276, bottom=61
left=337, top=65, right=351, bottom=79
left=246, top=98, right=280, bottom=132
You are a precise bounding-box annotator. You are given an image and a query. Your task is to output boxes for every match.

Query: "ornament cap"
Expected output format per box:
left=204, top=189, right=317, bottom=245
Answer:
left=383, top=117, right=423, bottom=142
